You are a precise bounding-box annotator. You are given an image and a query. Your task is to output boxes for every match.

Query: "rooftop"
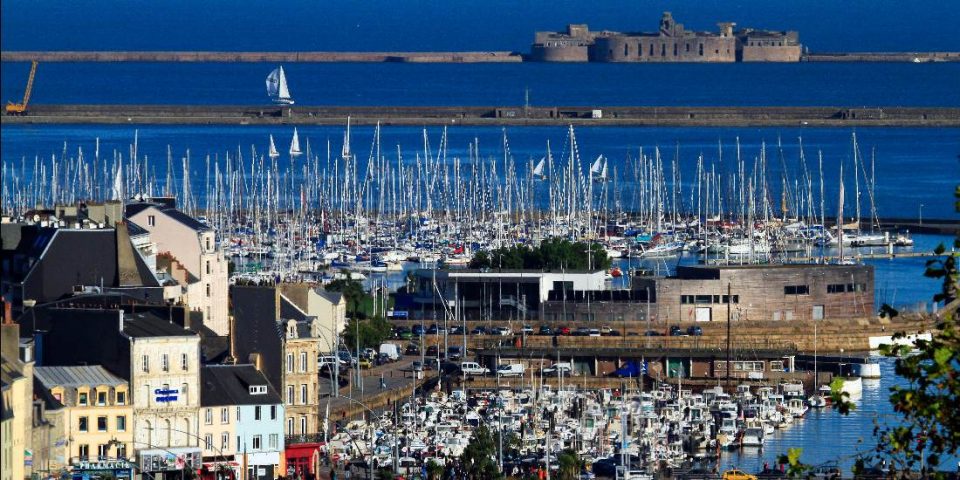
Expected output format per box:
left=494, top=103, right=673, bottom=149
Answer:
left=201, top=364, right=282, bottom=406
left=123, top=311, right=197, bottom=338
left=34, top=365, right=127, bottom=388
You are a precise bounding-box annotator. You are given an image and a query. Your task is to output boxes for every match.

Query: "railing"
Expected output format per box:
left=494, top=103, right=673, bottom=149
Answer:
left=285, top=434, right=325, bottom=446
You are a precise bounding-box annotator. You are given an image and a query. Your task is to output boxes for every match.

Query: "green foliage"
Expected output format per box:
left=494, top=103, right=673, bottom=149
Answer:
left=775, top=447, right=811, bottom=478
left=556, top=449, right=582, bottom=480
left=468, top=238, right=611, bottom=271
left=878, top=303, right=899, bottom=319
left=325, top=274, right=369, bottom=318
left=425, top=459, right=444, bottom=480
left=829, top=377, right=856, bottom=415
left=461, top=425, right=503, bottom=480
left=342, top=316, right=393, bottom=350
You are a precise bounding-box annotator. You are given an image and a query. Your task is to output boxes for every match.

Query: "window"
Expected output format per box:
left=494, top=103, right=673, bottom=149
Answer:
left=270, top=405, right=277, bottom=420
left=206, top=283, right=211, bottom=297
left=685, top=43, right=690, bottom=52
left=204, top=434, right=213, bottom=450
left=116, top=444, right=126, bottom=459
left=206, top=261, right=211, bottom=275
left=300, top=416, right=307, bottom=435
left=142, top=355, right=149, bottom=373
left=205, top=408, right=213, bottom=425
left=79, top=392, right=89, bottom=406
left=220, top=407, right=229, bottom=424
left=287, top=418, right=294, bottom=434
left=300, top=352, right=307, bottom=372
left=97, top=416, right=108, bottom=432
left=649, top=44, right=654, bottom=56
left=784, top=285, right=810, bottom=295
left=252, top=435, right=262, bottom=450
left=79, top=416, right=89, bottom=432
left=78, top=444, right=89, bottom=461
left=116, top=391, right=126, bottom=405
left=255, top=406, right=262, bottom=421
left=770, top=360, right=785, bottom=372
left=827, top=283, right=845, bottom=294
left=116, top=416, right=127, bottom=432
left=287, top=385, right=294, bottom=405
left=286, top=353, right=293, bottom=373
left=181, top=353, right=188, bottom=371
left=236, top=406, right=241, bottom=421
left=97, top=391, right=107, bottom=406
left=674, top=43, right=678, bottom=56
left=161, top=354, right=169, bottom=372
left=206, top=237, right=212, bottom=251
left=699, top=44, right=704, bottom=56
left=221, top=433, right=229, bottom=450
left=300, top=384, right=307, bottom=404
left=847, top=283, right=866, bottom=293
left=661, top=44, right=666, bottom=57
left=98, top=444, right=110, bottom=459
left=269, top=434, right=278, bottom=449
left=181, top=383, right=189, bottom=403
left=148, top=215, right=156, bottom=226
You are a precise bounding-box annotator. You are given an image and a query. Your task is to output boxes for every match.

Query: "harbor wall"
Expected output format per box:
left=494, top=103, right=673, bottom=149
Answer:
left=5, top=104, right=959, bottom=127
left=0, top=51, right=523, bottom=63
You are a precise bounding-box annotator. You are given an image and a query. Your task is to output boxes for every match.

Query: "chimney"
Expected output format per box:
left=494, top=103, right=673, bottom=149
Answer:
left=3, top=300, right=11, bottom=325
left=224, top=315, right=238, bottom=365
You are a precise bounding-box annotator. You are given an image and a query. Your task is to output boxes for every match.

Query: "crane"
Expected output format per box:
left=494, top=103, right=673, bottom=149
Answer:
left=6, top=61, right=39, bottom=115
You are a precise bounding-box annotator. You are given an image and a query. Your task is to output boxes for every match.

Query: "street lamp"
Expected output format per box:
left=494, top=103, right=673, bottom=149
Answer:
left=918, top=203, right=924, bottom=226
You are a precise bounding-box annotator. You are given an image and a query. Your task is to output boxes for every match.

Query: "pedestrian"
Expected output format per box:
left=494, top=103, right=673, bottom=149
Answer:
left=381, top=376, right=387, bottom=390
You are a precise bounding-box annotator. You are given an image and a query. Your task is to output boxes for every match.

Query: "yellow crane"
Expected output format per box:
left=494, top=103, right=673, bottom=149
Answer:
left=6, top=61, right=39, bottom=115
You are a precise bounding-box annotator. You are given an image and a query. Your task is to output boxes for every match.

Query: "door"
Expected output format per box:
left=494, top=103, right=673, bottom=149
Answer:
left=812, top=305, right=824, bottom=320
left=695, top=307, right=712, bottom=322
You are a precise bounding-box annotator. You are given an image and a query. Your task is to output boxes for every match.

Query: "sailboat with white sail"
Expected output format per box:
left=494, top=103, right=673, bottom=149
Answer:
left=590, top=155, right=608, bottom=182
left=531, top=157, right=546, bottom=181
left=289, top=128, right=302, bottom=158
left=268, top=135, right=280, bottom=159
left=266, top=66, right=294, bottom=105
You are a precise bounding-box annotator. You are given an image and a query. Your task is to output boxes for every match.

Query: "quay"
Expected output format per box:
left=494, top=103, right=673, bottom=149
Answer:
left=2, top=50, right=958, bottom=63
left=4, top=104, right=960, bottom=127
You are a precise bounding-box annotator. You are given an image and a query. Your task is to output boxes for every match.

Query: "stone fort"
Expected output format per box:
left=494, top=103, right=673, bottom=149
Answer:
left=531, top=12, right=801, bottom=62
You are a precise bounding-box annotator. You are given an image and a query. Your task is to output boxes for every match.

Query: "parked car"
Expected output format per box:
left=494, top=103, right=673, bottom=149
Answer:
left=496, top=364, right=525, bottom=377
left=492, top=327, right=513, bottom=336
left=520, top=325, right=534, bottom=334
left=670, top=325, right=685, bottom=336
left=379, top=343, right=401, bottom=361
left=427, top=324, right=439, bottom=335
left=599, top=325, right=613, bottom=335
left=604, top=329, right=622, bottom=336
left=411, top=324, right=425, bottom=336
left=449, top=326, right=464, bottom=335
left=542, top=362, right=572, bottom=376
left=588, top=328, right=601, bottom=337
left=395, top=326, right=413, bottom=339
left=557, top=326, right=572, bottom=336
left=426, top=345, right=440, bottom=357
left=470, top=326, right=488, bottom=335
left=687, top=325, right=703, bottom=336
left=358, top=358, right=373, bottom=369
left=538, top=325, right=554, bottom=336
left=644, top=330, right=663, bottom=337
left=573, top=327, right=591, bottom=336
left=459, top=362, right=489, bottom=376
left=446, top=346, right=465, bottom=360
left=405, top=343, right=421, bottom=355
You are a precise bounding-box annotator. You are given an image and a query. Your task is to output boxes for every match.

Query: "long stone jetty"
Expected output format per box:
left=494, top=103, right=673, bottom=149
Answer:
left=0, top=50, right=523, bottom=63
left=3, top=104, right=959, bottom=127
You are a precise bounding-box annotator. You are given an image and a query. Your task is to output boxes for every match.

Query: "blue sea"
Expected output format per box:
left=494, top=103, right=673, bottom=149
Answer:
left=2, top=2, right=959, bottom=473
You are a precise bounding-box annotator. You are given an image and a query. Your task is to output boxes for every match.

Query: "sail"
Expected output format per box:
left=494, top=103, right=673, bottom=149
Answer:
left=266, top=68, right=280, bottom=98
left=532, top=157, right=545, bottom=177
left=290, top=128, right=302, bottom=157
left=590, top=155, right=604, bottom=175
left=278, top=66, right=291, bottom=101
left=268, top=134, right=279, bottom=159
left=600, top=158, right=608, bottom=179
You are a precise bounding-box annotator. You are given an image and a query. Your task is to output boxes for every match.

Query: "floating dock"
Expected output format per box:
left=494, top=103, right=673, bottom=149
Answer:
left=4, top=104, right=960, bottom=127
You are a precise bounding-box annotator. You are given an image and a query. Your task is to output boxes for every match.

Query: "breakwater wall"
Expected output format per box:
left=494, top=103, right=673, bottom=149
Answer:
left=5, top=104, right=960, bottom=127
left=0, top=50, right=523, bottom=63
left=4, top=50, right=959, bottom=63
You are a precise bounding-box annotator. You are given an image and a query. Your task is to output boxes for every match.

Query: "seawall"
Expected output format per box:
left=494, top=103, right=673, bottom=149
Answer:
left=4, top=104, right=959, bottom=127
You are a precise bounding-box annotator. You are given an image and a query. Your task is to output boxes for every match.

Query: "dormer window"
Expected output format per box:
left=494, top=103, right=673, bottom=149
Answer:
left=249, top=385, right=268, bottom=395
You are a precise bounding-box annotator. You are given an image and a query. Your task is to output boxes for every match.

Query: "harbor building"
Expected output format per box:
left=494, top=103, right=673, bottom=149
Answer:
left=33, top=366, right=133, bottom=468
left=404, top=263, right=873, bottom=323
left=531, top=12, right=801, bottom=63
left=230, top=285, right=328, bottom=439
left=127, top=198, right=230, bottom=336
left=198, top=365, right=284, bottom=480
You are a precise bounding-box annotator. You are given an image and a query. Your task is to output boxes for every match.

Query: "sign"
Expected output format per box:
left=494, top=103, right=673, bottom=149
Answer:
left=140, top=451, right=200, bottom=472
left=25, top=449, right=33, bottom=466
left=71, top=459, right=134, bottom=480
left=154, top=388, right=179, bottom=403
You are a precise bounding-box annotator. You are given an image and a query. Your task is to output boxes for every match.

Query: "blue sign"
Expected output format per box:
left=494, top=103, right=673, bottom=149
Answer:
left=154, top=388, right=179, bottom=403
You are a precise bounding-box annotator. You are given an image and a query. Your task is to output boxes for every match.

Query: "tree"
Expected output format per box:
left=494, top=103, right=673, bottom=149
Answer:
left=326, top=274, right=367, bottom=318
left=556, top=449, right=582, bottom=480
left=461, top=425, right=502, bottom=480
left=468, top=239, right=611, bottom=271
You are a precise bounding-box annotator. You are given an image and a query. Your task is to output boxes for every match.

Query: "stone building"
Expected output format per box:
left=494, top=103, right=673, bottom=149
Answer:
left=198, top=365, right=284, bottom=480
left=126, top=198, right=230, bottom=336
left=1, top=314, right=34, bottom=480
left=33, top=366, right=133, bottom=467
left=531, top=12, right=801, bottom=63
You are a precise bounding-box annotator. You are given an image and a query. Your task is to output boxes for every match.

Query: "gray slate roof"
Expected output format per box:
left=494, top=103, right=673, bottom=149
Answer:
left=34, top=365, right=126, bottom=388
left=200, top=364, right=281, bottom=406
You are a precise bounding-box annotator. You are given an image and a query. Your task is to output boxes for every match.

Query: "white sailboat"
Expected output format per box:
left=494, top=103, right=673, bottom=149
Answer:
left=289, top=128, right=302, bottom=157
left=268, top=134, right=280, bottom=159
left=266, top=66, right=294, bottom=105
left=590, top=155, right=608, bottom=182
left=532, top=157, right=546, bottom=180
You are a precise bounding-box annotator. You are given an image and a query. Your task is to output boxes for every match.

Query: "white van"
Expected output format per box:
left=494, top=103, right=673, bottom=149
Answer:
left=496, top=364, right=525, bottom=377
left=379, top=343, right=401, bottom=361
left=460, top=362, right=489, bottom=376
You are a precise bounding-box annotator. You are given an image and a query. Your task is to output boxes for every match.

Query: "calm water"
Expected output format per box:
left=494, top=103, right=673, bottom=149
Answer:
left=718, top=356, right=960, bottom=474
left=3, top=125, right=958, bottom=219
